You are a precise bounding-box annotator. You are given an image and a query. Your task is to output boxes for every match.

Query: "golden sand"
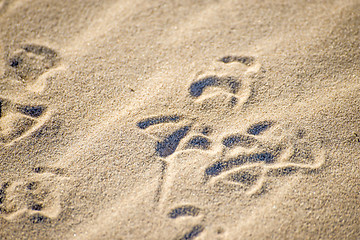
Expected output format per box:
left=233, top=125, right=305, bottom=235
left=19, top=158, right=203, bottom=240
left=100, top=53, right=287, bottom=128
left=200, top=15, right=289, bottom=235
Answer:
left=0, top=0, right=359, bottom=239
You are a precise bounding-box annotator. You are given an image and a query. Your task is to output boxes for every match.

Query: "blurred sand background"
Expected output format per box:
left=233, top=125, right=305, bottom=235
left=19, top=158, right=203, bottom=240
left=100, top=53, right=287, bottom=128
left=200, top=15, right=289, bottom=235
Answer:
left=0, top=0, right=359, bottom=239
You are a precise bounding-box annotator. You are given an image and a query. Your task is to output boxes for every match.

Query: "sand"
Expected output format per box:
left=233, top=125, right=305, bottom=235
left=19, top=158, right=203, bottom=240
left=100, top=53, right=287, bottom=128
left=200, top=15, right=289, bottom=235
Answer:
left=0, top=0, right=359, bottom=239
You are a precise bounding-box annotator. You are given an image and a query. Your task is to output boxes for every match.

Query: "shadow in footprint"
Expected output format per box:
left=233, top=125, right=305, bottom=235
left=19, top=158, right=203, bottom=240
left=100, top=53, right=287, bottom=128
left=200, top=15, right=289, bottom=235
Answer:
left=267, top=166, right=298, bottom=177
left=205, top=152, right=276, bottom=178
left=156, top=126, right=191, bottom=157
left=17, top=105, right=45, bottom=118
left=30, top=214, right=49, bottom=224
left=186, top=136, right=211, bottom=150
left=189, top=76, right=239, bottom=98
left=22, top=45, right=57, bottom=58
left=0, top=99, right=3, bottom=117
left=222, top=134, right=257, bottom=148
left=168, top=205, right=201, bottom=219
left=178, top=225, right=204, bottom=240
left=0, top=190, right=4, bottom=204
left=137, top=115, right=181, bottom=129
left=30, top=203, right=43, bottom=211
left=247, top=121, right=272, bottom=135
left=201, top=126, right=212, bottom=136
left=219, top=56, right=255, bottom=66
left=26, top=182, right=38, bottom=190
left=189, top=76, right=219, bottom=97
left=0, top=183, right=9, bottom=204
left=227, top=170, right=259, bottom=186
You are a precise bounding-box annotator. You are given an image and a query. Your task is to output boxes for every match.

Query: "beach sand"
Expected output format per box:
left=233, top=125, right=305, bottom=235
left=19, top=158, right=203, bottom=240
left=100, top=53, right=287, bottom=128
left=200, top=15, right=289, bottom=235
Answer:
left=0, top=0, right=359, bottom=239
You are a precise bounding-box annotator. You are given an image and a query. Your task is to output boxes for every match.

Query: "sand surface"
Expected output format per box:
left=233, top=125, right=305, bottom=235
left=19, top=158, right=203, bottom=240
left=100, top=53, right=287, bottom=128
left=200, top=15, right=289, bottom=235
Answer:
left=0, top=0, right=359, bottom=239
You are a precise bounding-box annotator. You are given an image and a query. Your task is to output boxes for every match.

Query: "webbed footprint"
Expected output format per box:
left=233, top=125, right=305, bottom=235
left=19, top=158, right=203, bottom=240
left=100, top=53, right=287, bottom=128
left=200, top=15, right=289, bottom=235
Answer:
left=188, top=55, right=257, bottom=109
left=0, top=97, right=48, bottom=145
left=209, top=122, right=325, bottom=195
left=5, top=44, right=59, bottom=83
left=0, top=168, right=69, bottom=222
left=0, top=44, right=59, bottom=145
